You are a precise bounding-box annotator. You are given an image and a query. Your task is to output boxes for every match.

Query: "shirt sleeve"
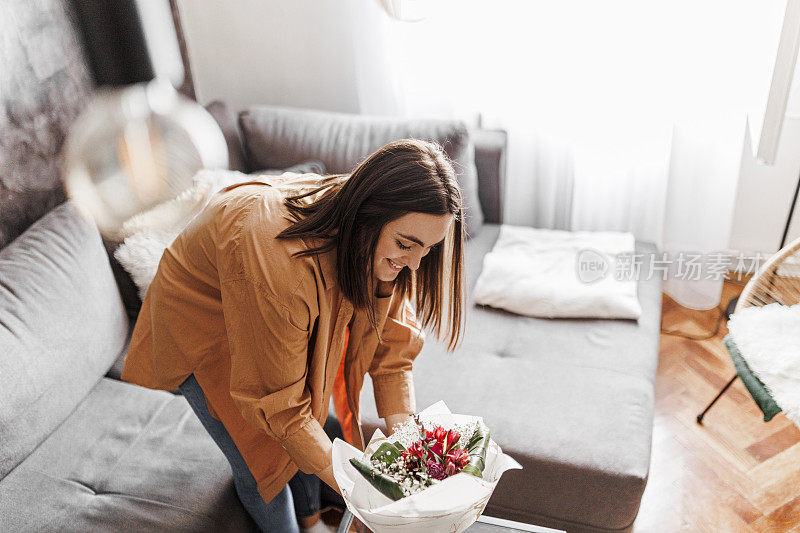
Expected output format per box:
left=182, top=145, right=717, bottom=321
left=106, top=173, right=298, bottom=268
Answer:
left=220, top=278, right=331, bottom=475
left=217, top=203, right=330, bottom=475
left=368, top=292, right=426, bottom=418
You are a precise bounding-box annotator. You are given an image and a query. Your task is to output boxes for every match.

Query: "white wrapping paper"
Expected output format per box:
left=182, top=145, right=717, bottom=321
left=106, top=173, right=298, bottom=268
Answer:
left=332, top=401, right=522, bottom=533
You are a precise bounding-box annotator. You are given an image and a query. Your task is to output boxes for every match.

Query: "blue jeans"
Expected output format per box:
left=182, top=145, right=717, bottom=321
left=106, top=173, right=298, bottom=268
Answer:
left=178, top=374, right=321, bottom=533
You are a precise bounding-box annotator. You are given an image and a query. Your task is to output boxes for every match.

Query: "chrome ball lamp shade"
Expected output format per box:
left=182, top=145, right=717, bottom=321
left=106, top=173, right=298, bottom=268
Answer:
left=62, top=79, right=228, bottom=238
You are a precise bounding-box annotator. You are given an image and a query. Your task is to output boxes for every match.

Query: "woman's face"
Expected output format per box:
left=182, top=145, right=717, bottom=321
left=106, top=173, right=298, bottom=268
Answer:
left=373, top=212, right=454, bottom=282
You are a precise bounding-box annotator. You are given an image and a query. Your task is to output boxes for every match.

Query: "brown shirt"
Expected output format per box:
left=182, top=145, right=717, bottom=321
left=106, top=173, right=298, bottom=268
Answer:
left=121, top=173, right=425, bottom=504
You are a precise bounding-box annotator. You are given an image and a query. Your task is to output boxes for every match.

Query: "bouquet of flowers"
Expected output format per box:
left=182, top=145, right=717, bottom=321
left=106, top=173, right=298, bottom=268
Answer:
left=332, top=401, right=521, bottom=533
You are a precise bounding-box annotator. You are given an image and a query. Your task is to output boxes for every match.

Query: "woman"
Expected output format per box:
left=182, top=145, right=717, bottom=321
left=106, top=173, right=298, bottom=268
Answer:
left=121, top=139, right=465, bottom=532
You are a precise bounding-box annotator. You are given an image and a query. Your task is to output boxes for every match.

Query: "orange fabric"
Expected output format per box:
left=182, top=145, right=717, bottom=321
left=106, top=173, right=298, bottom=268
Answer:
left=120, top=173, right=425, bottom=505
left=333, top=326, right=354, bottom=445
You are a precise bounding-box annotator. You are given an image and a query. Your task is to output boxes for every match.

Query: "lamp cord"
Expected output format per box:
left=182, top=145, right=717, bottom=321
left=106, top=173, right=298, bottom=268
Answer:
left=779, top=166, right=800, bottom=250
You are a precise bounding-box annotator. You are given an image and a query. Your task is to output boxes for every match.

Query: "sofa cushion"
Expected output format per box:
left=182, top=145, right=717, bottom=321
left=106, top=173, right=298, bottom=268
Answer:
left=0, top=377, right=256, bottom=532
left=359, top=224, right=662, bottom=533
left=205, top=100, right=250, bottom=173
left=253, top=160, right=327, bottom=176
left=239, top=105, right=485, bottom=237
left=0, top=202, right=130, bottom=480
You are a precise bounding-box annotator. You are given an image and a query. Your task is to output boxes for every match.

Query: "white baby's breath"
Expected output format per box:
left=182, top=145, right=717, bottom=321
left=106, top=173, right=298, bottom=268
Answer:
left=373, top=416, right=480, bottom=497
left=390, top=417, right=477, bottom=449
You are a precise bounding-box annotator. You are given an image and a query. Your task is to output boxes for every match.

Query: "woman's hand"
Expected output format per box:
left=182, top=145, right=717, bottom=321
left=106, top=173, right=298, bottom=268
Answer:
left=319, top=414, right=413, bottom=495
left=384, top=412, right=414, bottom=435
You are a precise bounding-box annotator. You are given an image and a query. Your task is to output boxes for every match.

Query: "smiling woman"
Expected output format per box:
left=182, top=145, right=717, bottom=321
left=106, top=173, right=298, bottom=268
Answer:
left=375, top=213, right=452, bottom=283
left=121, top=137, right=466, bottom=533
left=278, top=138, right=466, bottom=349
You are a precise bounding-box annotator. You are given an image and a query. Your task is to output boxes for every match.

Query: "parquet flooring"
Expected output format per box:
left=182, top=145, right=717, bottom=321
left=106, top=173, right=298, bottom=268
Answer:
left=633, top=279, right=800, bottom=532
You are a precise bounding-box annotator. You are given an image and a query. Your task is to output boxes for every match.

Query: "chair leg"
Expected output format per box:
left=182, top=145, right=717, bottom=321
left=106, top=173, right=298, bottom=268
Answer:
left=336, top=509, right=355, bottom=533
left=696, top=374, right=738, bottom=424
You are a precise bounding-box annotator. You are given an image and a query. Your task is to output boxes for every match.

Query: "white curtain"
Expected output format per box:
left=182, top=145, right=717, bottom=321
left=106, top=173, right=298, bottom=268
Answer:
left=348, top=0, right=785, bottom=309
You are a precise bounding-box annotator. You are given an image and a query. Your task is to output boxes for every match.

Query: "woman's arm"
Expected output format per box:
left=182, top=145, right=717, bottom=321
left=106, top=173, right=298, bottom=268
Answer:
left=317, top=464, right=340, bottom=494
left=369, top=293, right=425, bottom=428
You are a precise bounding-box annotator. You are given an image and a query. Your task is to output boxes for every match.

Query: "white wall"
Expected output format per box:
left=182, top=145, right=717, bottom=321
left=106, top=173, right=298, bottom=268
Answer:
left=730, top=117, right=800, bottom=255
left=176, top=0, right=361, bottom=113
left=179, top=1, right=800, bottom=255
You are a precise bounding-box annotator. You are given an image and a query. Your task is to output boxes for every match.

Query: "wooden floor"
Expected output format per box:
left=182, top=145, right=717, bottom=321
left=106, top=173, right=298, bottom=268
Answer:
left=633, top=279, right=800, bottom=532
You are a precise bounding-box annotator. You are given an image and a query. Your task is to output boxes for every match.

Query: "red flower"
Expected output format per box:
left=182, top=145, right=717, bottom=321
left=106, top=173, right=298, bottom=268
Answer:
left=443, top=430, right=461, bottom=453
left=428, top=441, right=444, bottom=459
left=447, top=447, right=469, bottom=469
left=405, top=441, right=426, bottom=461
left=432, top=426, right=448, bottom=443
left=427, top=460, right=447, bottom=480
left=445, top=460, right=457, bottom=477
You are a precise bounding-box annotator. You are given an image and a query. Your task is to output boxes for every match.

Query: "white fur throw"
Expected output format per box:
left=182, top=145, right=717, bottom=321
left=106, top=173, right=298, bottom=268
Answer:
left=114, top=169, right=251, bottom=300
left=728, top=303, right=800, bottom=427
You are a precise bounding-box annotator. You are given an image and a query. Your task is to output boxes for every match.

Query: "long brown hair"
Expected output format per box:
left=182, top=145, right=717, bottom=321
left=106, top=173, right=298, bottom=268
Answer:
left=276, top=139, right=465, bottom=351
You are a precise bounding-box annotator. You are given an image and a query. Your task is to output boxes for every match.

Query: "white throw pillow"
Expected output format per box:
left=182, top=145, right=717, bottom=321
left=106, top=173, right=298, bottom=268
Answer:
left=472, top=225, right=642, bottom=319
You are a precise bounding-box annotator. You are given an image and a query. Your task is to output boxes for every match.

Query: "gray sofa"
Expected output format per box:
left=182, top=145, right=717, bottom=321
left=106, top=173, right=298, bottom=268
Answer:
left=0, top=202, right=257, bottom=532
left=1, top=103, right=661, bottom=533
left=0, top=4, right=660, bottom=530
left=362, top=233, right=661, bottom=533
left=234, top=106, right=662, bottom=533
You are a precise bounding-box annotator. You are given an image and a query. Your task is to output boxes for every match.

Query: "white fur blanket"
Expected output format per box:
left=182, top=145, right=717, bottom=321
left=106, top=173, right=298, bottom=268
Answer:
left=114, top=169, right=251, bottom=299
left=727, top=303, right=800, bottom=427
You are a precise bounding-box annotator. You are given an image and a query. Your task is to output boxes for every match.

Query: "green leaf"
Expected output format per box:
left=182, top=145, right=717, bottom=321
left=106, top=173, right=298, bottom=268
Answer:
left=349, top=458, right=406, bottom=501
left=371, top=441, right=406, bottom=466
left=463, top=420, right=491, bottom=479
left=460, top=463, right=483, bottom=477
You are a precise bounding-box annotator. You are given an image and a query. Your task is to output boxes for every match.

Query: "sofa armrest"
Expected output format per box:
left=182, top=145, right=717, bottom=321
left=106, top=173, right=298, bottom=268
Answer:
left=472, top=128, right=507, bottom=224
left=205, top=100, right=249, bottom=173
